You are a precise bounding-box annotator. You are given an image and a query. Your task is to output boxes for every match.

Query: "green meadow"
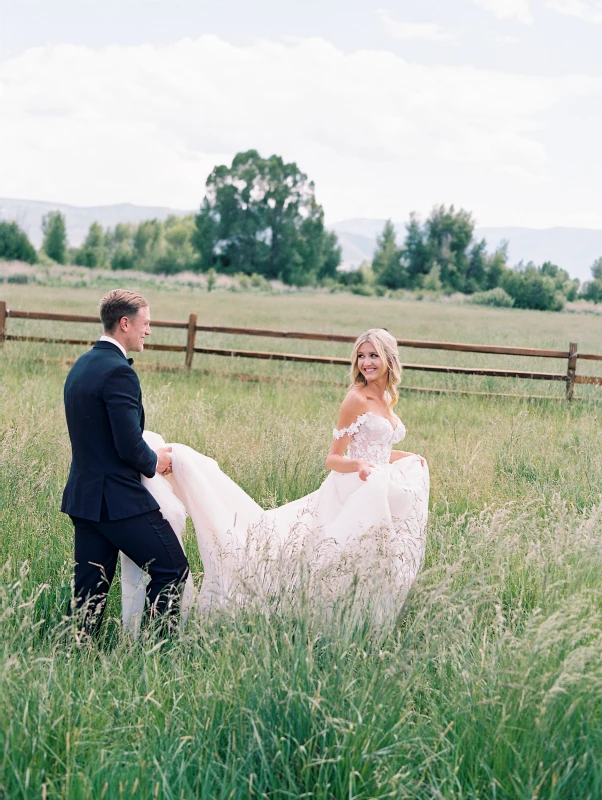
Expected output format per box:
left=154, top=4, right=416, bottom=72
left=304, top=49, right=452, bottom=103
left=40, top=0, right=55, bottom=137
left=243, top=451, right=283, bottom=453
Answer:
left=2, top=283, right=602, bottom=799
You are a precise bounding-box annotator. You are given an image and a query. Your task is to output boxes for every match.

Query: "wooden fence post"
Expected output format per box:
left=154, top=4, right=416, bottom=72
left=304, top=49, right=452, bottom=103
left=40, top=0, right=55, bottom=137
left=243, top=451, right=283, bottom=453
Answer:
left=0, top=301, right=6, bottom=347
left=185, top=313, right=198, bottom=368
left=566, top=341, right=578, bottom=400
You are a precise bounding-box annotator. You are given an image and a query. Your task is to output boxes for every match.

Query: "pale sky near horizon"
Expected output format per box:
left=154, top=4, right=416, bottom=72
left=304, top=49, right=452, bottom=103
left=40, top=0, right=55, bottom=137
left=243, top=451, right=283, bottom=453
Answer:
left=1, top=0, right=601, bottom=228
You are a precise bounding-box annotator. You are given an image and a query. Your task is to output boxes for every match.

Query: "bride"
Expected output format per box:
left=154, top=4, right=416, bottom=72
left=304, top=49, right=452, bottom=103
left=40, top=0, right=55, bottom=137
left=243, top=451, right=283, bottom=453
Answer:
left=121, top=329, right=430, bottom=630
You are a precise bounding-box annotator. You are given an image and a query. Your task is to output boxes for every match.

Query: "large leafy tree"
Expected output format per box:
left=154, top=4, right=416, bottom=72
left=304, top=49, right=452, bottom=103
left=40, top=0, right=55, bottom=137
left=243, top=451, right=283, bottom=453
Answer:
left=402, top=213, right=428, bottom=287
left=77, top=221, right=106, bottom=268
left=540, top=261, right=579, bottom=301
left=423, top=205, right=474, bottom=292
left=394, top=205, right=509, bottom=294
left=103, top=223, right=135, bottom=271
left=133, top=219, right=163, bottom=269
left=484, top=242, right=508, bottom=290
left=0, top=221, right=37, bottom=263
left=153, top=215, right=197, bottom=274
left=578, top=256, right=602, bottom=302
left=41, top=211, right=68, bottom=264
left=372, top=220, right=407, bottom=289
left=193, top=150, right=340, bottom=285
left=500, top=263, right=565, bottom=311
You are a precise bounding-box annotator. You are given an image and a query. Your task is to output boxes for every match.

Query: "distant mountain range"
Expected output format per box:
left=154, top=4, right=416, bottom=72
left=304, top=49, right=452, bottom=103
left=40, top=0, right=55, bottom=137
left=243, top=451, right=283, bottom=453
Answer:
left=0, top=198, right=193, bottom=250
left=1, top=198, right=601, bottom=283
left=474, top=226, right=602, bottom=283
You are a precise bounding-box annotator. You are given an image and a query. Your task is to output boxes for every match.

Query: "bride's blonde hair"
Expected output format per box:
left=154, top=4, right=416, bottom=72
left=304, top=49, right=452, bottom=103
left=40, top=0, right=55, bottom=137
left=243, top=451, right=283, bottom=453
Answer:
left=349, top=329, right=402, bottom=407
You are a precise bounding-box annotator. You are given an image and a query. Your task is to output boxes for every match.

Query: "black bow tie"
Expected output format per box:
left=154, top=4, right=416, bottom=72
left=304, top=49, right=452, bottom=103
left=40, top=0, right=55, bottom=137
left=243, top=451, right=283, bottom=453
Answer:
left=128, top=358, right=134, bottom=366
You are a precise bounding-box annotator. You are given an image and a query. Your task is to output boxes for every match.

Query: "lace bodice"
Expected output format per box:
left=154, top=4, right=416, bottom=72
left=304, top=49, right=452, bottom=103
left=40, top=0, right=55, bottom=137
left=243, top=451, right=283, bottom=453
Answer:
left=333, top=412, right=406, bottom=466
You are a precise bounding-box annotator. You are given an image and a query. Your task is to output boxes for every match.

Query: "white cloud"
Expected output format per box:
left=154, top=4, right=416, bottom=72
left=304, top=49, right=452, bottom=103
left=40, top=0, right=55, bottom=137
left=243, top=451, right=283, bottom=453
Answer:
left=378, top=11, right=458, bottom=42
left=470, top=0, right=534, bottom=24
left=0, top=36, right=600, bottom=223
left=546, top=0, right=602, bottom=23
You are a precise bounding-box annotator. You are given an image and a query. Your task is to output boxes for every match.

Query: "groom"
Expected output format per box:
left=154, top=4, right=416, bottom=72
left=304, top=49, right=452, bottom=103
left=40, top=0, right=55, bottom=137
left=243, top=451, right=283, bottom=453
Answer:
left=61, top=289, right=189, bottom=636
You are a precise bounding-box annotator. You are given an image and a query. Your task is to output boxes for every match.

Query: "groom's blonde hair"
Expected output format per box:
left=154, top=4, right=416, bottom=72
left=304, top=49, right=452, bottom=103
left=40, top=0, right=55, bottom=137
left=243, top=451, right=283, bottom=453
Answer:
left=100, top=289, right=148, bottom=333
left=349, top=329, right=402, bottom=408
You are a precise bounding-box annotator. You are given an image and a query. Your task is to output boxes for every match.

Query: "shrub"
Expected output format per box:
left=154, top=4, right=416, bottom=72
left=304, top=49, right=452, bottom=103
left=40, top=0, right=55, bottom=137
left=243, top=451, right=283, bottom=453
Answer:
left=111, top=249, right=136, bottom=271
left=422, top=263, right=443, bottom=293
left=152, top=256, right=187, bottom=275
left=7, top=273, right=29, bottom=284
left=35, top=252, right=57, bottom=267
left=470, top=287, right=515, bottom=308
left=0, top=221, right=37, bottom=264
left=581, top=280, right=602, bottom=303
left=234, top=273, right=252, bottom=291
left=350, top=284, right=374, bottom=296
left=250, top=273, right=269, bottom=290
left=337, top=269, right=365, bottom=287
left=206, top=268, right=217, bottom=292
left=501, top=269, right=564, bottom=312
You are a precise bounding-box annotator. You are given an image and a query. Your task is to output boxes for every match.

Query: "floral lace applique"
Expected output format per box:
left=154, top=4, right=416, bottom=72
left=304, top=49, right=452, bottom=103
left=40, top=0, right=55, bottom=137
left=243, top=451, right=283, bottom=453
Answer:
left=332, top=411, right=407, bottom=466
left=332, top=412, right=372, bottom=440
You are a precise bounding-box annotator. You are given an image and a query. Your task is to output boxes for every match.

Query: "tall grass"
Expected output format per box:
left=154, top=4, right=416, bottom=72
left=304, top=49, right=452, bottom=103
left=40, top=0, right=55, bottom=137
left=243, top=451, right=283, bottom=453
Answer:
left=1, top=286, right=602, bottom=797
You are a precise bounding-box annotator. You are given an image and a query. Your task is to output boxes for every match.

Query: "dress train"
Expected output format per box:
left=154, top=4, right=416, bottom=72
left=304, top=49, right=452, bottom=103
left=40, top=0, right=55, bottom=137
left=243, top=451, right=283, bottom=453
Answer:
left=121, top=424, right=429, bottom=633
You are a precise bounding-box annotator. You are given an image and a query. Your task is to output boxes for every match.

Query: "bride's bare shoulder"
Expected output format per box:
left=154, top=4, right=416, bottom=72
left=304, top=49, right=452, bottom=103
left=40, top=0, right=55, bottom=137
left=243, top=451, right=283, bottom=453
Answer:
left=336, top=389, right=369, bottom=428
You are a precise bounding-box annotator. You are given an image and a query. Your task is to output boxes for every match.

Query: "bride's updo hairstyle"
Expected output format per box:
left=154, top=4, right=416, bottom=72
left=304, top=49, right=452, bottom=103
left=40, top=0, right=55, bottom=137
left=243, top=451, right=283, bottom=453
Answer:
left=350, top=328, right=402, bottom=407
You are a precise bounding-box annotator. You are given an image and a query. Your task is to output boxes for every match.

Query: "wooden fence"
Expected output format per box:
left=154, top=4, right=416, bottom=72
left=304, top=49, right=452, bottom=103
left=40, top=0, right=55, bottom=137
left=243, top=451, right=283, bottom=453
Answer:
left=2, top=299, right=602, bottom=400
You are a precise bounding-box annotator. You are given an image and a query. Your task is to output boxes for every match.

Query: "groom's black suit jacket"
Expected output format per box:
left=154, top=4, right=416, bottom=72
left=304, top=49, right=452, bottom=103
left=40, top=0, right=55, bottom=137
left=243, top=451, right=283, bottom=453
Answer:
left=61, top=340, right=160, bottom=522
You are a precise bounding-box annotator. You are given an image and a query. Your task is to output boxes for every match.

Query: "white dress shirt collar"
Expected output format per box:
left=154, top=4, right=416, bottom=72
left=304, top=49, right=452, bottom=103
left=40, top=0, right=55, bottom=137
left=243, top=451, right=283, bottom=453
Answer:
left=99, top=335, right=128, bottom=359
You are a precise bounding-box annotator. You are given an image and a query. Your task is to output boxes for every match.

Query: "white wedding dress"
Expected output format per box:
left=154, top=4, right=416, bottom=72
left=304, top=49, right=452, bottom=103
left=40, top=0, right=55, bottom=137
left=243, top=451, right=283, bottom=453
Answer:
left=121, top=413, right=429, bottom=633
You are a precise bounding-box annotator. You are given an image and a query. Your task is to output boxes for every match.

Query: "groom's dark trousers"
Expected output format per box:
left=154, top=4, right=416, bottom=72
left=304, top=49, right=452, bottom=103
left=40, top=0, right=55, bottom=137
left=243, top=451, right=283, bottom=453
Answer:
left=61, top=340, right=189, bottom=636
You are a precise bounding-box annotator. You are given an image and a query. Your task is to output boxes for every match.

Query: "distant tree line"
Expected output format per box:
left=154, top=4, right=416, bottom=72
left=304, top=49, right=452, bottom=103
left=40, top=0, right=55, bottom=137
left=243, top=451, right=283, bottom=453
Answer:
left=1, top=150, right=601, bottom=311
left=73, top=215, right=198, bottom=274
left=0, top=151, right=341, bottom=287
left=368, top=208, right=580, bottom=311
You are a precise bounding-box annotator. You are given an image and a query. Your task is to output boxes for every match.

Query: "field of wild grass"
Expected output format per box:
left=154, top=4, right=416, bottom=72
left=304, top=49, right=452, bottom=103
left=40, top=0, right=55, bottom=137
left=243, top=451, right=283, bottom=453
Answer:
left=2, top=284, right=602, bottom=798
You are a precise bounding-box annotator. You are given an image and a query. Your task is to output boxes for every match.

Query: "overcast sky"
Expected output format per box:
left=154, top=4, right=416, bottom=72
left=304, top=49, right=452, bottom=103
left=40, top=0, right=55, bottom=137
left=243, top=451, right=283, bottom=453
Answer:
left=1, top=0, right=601, bottom=227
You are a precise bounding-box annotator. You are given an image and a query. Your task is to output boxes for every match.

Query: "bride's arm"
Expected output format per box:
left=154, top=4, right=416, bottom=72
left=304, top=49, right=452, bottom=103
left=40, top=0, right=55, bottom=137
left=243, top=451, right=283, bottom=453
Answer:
left=390, top=449, right=426, bottom=467
left=390, top=450, right=412, bottom=461
left=325, top=394, right=374, bottom=481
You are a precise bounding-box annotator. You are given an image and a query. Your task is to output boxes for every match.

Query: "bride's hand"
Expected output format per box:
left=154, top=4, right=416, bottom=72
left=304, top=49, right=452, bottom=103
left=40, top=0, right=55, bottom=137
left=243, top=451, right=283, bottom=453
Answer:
left=155, top=446, right=173, bottom=475
left=358, top=460, right=375, bottom=481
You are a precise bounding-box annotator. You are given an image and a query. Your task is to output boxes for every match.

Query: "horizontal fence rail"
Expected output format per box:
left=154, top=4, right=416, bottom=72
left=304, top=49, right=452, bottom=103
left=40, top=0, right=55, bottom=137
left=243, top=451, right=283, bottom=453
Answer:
left=2, top=300, right=601, bottom=399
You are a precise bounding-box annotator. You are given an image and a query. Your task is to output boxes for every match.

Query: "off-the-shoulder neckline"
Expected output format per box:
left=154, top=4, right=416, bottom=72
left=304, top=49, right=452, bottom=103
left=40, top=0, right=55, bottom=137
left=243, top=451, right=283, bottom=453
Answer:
left=337, top=410, right=401, bottom=434
left=362, top=410, right=400, bottom=431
